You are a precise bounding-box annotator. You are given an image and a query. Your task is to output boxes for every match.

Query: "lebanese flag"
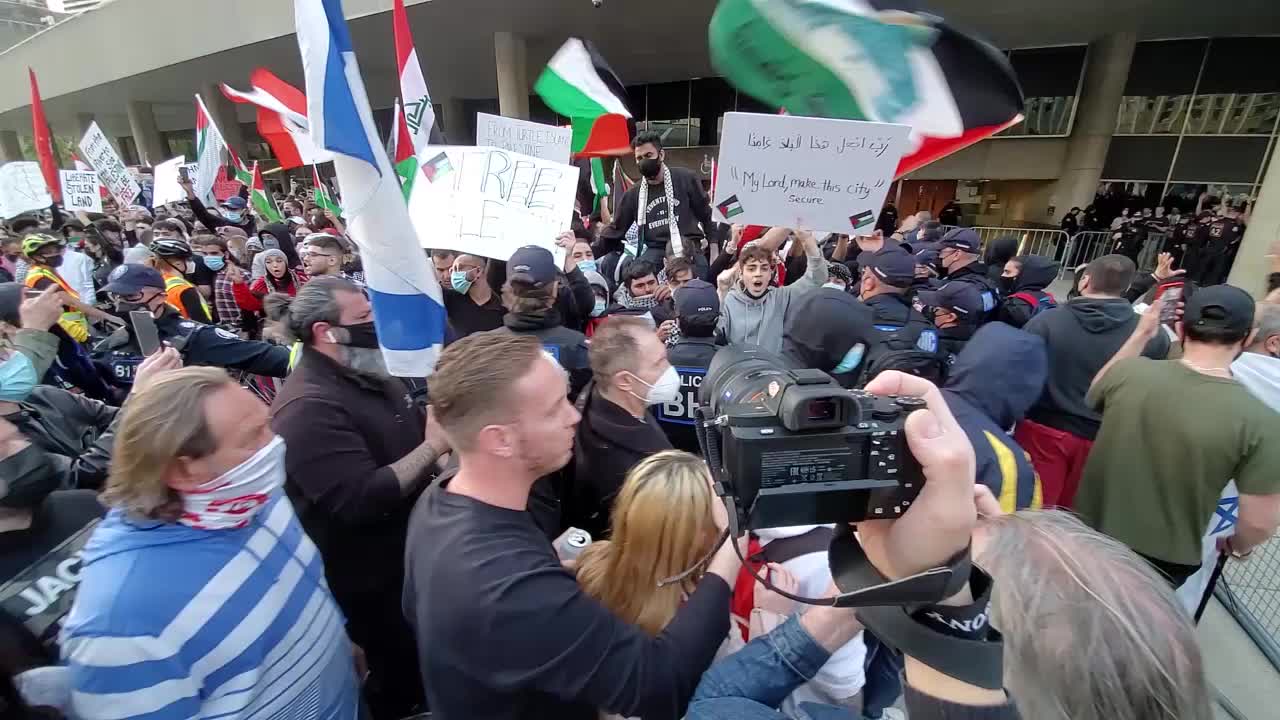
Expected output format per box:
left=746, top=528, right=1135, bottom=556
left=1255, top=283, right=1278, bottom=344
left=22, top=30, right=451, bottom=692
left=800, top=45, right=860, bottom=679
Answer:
left=535, top=39, right=632, bottom=157
left=709, top=0, right=1024, bottom=178
left=221, top=69, right=332, bottom=170
left=393, top=0, right=437, bottom=156
left=28, top=68, right=60, bottom=203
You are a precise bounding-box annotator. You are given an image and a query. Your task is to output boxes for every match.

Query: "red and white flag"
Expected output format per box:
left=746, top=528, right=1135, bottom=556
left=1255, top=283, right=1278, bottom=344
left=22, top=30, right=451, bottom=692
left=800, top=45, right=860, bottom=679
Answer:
left=221, top=69, right=332, bottom=170
left=393, top=0, right=436, bottom=157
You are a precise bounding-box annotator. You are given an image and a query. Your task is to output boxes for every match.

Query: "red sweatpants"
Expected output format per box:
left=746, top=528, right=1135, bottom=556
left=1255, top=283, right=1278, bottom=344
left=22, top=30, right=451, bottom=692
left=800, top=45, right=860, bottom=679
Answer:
left=1014, top=419, right=1094, bottom=509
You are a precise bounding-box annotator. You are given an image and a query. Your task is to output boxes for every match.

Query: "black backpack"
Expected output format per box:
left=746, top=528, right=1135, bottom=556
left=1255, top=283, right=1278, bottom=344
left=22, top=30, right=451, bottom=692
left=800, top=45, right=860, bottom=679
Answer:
left=857, top=304, right=949, bottom=386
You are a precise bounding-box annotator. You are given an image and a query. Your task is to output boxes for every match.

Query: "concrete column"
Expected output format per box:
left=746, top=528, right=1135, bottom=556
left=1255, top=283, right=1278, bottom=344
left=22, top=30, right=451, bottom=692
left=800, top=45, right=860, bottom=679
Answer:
left=201, top=83, right=247, bottom=159
left=441, top=97, right=468, bottom=144
left=126, top=101, right=167, bottom=166
left=1228, top=150, right=1280, bottom=298
left=494, top=31, right=530, bottom=120
left=75, top=113, right=95, bottom=139
left=1053, top=32, right=1137, bottom=214
left=0, top=131, right=22, bottom=163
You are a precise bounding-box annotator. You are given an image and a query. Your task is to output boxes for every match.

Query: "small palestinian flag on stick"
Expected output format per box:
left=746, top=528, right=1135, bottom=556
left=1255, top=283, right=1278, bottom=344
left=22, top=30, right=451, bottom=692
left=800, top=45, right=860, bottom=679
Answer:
left=717, top=194, right=745, bottom=220
left=850, top=210, right=875, bottom=230
left=422, top=151, right=453, bottom=182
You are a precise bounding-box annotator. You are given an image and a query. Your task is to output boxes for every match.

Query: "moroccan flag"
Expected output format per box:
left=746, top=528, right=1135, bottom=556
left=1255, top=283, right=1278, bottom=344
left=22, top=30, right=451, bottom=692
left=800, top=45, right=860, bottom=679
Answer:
left=534, top=38, right=632, bottom=157
left=28, top=68, right=60, bottom=203
left=194, top=94, right=230, bottom=204
left=312, top=165, right=342, bottom=215
left=221, top=69, right=332, bottom=170
left=708, top=0, right=1024, bottom=178
left=393, top=0, right=436, bottom=156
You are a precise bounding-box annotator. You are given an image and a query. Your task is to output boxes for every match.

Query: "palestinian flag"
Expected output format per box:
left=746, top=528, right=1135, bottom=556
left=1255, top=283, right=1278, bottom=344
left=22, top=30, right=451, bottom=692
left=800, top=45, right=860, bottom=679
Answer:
left=221, top=68, right=332, bottom=170
left=422, top=151, right=452, bottom=182
left=849, top=210, right=874, bottom=229
left=717, top=195, right=745, bottom=219
left=232, top=161, right=283, bottom=224
left=194, top=94, right=230, bottom=204
left=534, top=39, right=632, bottom=157
left=709, top=0, right=1024, bottom=178
left=391, top=99, right=418, bottom=203
left=312, top=165, right=342, bottom=215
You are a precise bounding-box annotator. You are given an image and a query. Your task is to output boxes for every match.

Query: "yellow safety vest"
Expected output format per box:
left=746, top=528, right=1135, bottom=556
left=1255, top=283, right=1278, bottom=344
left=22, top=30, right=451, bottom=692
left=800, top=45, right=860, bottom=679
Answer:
left=24, top=266, right=88, bottom=343
left=164, top=275, right=211, bottom=322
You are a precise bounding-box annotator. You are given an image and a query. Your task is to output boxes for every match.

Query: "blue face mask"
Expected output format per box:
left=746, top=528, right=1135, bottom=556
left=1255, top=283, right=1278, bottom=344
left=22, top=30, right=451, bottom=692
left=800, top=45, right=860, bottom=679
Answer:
left=451, top=270, right=474, bottom=294
left=832, top=343, right=866, bottom=375
left=222, top=210, right=243, bottom=223
left=591, top=298, right=607, bottom=317
left=578, top=259, right=598, bottom=275
left=0, top=352, right=38, bottom=403
left=203, top=255, right=226, bottom=272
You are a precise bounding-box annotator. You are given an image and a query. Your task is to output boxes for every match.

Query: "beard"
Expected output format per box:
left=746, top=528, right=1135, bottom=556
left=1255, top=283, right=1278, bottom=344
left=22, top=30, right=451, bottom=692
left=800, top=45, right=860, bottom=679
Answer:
left=340, top=345, right=391, bottom=379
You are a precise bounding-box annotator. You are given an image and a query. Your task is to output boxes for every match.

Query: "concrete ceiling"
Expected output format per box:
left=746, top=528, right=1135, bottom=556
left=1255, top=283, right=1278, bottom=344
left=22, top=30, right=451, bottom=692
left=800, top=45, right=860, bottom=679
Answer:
left=1, top=0, right=1278, bottom=136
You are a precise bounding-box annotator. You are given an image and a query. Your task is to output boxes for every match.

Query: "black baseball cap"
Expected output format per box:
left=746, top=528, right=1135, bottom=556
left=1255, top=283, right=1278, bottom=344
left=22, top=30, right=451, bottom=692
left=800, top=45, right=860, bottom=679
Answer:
left=507, top=245, right=558, bottom=288
left=916, top=282, right=985, bottom=319
left=675, top=279, right=719, bottom=317
left=940, top=228, right=980, bottom=253
left=1184, top=284, right=1255, bottom=335
left=863, top=249, right=916, bottom=288
left=101, top=264, right=165, bottom=295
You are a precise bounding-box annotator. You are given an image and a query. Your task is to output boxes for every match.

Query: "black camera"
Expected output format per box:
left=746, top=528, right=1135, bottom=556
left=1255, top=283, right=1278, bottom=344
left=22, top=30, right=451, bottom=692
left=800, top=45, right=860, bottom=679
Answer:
left=697, top=346, right=926, bottom=530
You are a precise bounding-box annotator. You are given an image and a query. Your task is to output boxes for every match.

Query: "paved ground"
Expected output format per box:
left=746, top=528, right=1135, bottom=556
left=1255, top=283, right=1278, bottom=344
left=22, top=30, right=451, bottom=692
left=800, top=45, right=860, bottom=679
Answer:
left=1199, top=597, right=1280, bottom=720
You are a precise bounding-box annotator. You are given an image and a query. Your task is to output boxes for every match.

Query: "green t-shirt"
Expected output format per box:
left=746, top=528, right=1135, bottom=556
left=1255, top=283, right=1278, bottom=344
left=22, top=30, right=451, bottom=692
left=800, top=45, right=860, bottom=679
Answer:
left=1076, top=358, right=1280, bottom=565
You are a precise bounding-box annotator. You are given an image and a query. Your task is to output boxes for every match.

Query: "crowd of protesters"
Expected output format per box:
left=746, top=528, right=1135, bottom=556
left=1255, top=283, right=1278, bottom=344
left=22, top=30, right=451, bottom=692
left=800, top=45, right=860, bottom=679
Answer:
left=0, top=113, right=1273, bottom=720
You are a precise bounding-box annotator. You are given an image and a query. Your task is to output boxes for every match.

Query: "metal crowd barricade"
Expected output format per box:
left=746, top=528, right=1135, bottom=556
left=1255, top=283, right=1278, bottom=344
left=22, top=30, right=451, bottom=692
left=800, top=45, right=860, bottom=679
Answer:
left=1062, top=231, right=1114, bottom=270
left=1217, top=532, right=1280, bottom=671
left=1137, top=231, right=1168, bottom=271
left=966, top=227, right=1072, bottom=275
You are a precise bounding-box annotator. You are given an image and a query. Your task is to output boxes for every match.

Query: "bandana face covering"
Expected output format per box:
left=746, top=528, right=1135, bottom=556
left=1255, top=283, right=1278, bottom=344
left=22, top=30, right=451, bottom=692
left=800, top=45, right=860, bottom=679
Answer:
left=179, top=436, right=286, bottom=530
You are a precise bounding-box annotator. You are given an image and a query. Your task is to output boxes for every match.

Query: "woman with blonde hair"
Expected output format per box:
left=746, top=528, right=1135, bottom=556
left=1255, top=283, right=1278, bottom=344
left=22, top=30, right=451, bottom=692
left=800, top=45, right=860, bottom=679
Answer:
left=575, top=449, right=724, bottom=636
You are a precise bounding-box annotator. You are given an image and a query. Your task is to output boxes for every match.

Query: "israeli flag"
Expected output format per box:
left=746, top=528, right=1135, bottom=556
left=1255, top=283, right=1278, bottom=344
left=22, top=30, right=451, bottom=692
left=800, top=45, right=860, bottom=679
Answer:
left=294, top=0, right=444, bottom=377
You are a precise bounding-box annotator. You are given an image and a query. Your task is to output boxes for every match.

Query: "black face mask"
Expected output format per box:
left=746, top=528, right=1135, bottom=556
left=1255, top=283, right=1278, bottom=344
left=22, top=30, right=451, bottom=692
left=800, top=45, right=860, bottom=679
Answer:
left=998, top=276, right=1017, bottom=294
left=0, top=443, right=61, bottom=509
left=639, top=158, right=662, bottom=180
left=39, top=255, right=63, bottom=269
left=332, top=321, right=380, bottom=349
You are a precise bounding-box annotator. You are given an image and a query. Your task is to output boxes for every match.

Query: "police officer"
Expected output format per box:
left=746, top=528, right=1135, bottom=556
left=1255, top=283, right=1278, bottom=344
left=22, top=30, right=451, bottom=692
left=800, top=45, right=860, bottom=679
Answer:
left=915, top=281, right=986, bottom=364
left=660, top=279, right=721, bottom=452
left=931, top=229, right=1001, bottom=324
left=98, top=264, right=289, bottom=386
left=855, top=250, right=945, bottom=383
left=1199, top=208, right=1246, bottom=286
left=498, top=246, right=592, bottom=400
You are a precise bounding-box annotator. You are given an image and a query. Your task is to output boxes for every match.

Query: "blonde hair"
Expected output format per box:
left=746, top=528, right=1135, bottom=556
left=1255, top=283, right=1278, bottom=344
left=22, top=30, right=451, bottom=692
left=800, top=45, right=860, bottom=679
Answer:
left=575, top=451, right=719, bottom=636
left=980, top=510, right=1211, bottom=720
left=102, top=367, right=232, bottom=520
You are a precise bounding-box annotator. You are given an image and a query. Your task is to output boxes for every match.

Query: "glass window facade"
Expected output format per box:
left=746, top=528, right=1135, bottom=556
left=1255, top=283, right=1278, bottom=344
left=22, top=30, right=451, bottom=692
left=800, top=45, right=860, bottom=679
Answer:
left=997, top=45, right=1087, bottom=137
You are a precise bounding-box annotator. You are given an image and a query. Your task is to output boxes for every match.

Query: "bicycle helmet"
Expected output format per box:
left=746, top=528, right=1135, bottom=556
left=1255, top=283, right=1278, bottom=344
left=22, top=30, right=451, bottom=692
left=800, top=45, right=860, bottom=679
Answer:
left=149, top=238, right=194, bottom=258
left=21, top=233, right=63, bottom=258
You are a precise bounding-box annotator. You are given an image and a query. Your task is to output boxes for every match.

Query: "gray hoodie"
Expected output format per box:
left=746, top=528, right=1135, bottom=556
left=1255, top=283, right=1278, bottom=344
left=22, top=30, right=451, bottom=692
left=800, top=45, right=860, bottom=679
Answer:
left=719, top=244, right=828, bottom=353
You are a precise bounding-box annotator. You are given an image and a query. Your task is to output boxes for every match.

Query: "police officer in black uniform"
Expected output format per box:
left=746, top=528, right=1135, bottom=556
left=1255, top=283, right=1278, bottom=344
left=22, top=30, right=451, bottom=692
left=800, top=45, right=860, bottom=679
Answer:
left=931, top=229, right=1002, bottom=324
left=659, top=279, right=721, bottom=452
left=1165, top=213, right=1195, bottom=268
left=1199, top=208, right=1246, bottom=286
left=855, top=250, right=945, bottom=383
left=97, top=264, right=290, bottom=387
left=497, top=246, right=592, bottom=400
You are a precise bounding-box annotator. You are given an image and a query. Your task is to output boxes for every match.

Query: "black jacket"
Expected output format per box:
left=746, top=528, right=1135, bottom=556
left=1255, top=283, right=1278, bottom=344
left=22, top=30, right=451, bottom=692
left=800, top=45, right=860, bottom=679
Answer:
left=998, top=255, right=1060, bottom=329
left=939, top=262, right=1001, bottom=324
left=600, top=166, right=713, bottom=256
left=96, top=309, right=290, bottom=384
left=943, top=323, right=1046, bottom=510
left=499, top=311, right=592, bottom=400
left=188, top=194, right=258, bottom=238
left=1023, top=296, right=1170, bottom=440
left=5, top=387, right=117, bottom=491
left=487, top=262, right=596, bottom=333
left=256, top=223, right=302, bottom=269
left=569, top=382, right=672, bottom=538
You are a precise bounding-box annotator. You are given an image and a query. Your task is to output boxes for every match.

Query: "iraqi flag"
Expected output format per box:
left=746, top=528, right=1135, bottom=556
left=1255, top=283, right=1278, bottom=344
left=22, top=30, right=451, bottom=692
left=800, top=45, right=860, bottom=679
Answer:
left=220, top=69, right=333, bottom=170
left=534, top=39, right=633, bottom=158
left=708, top=0, right=1024, bottom=178
left=295, top=0, right=444, bottom=377
left=28, top=68, right=60, bottom=203
left=392, top=0, right=438, bottom=155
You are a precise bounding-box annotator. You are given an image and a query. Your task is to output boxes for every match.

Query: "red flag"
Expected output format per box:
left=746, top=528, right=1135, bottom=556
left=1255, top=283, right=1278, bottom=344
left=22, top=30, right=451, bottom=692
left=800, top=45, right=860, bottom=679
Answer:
left=28, top=68, right=60, bottom=203
left=392, top=100, right=414, bottom=166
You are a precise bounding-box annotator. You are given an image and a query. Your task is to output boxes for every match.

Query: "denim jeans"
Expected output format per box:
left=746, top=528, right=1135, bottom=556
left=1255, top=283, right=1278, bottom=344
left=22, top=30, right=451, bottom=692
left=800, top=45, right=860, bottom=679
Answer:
left=861, top=632, right=904, bottom=719
left=687, top=615, right=857, bottom=720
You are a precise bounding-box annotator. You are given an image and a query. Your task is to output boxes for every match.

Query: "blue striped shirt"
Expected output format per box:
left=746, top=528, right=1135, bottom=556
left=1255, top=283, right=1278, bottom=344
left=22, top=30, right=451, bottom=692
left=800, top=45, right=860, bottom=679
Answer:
left=61, top=493, right=360, bottom=720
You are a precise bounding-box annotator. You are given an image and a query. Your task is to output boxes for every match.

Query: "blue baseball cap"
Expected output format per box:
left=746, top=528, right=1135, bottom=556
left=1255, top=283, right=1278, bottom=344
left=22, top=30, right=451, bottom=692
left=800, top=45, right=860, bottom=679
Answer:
left=101, top=263, right=165, bottom=295
left=863, top=248, right=916, bottom=288
left=916, top=281, right=985, bottom=319
left=221, top=196, right=248, bottom=210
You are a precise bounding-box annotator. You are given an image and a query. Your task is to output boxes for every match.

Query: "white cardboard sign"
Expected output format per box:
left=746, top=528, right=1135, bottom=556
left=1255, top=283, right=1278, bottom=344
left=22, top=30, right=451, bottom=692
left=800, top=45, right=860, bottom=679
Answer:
left=59, top=170, right=102, bottom=213
left=0, top=162, right=52, bottom=219
left=475, top=113, right=572, bottom=165
left=78, top=121, right=141, bottom=207
left=712, top=112, right=909, bottom=233
left=151, top=155, right=187, bottom=207
left=411, top=146, right=578, bottom=262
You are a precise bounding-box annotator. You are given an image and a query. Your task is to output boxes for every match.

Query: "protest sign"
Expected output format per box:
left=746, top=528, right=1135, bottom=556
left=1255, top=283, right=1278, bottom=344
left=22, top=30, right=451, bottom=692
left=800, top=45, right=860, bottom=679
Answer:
left=151, top=155, right=187, bottom=207
left=59, top=170, right=102, bottom=213
left=411, top=146, right=577, bottom=262
left=712, top=112, right=909, bottom=233
left=78, top=122, right=141, bottom=206
left=0, top=162, right=52, bottom=219
left=475, top=113, right=573, bottom=164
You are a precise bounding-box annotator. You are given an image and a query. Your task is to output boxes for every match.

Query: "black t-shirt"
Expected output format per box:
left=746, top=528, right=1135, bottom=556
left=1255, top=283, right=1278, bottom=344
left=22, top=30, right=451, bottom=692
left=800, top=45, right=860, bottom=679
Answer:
left=443, top=289, right=506, bottom=340
left=0, top=491, right=104, bottom=650
left=403, top=480, right=731, bottom=720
